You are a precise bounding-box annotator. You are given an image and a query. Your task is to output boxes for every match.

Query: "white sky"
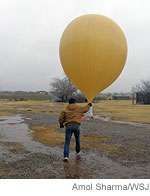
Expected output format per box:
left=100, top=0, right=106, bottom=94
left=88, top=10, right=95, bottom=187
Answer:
left=0, top=0, right=150, bottom=92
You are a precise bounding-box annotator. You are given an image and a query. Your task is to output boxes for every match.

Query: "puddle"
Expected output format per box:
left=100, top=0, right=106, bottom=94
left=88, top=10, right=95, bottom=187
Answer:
left=0, top=115, right=62, bottom=161
left=0, top=115, right=24, bottom=125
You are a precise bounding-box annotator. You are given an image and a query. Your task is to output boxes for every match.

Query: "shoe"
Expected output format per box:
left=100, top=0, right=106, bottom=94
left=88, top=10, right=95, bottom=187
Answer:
left=63, top=157, right=69, bottom=162
left=76, top=153, right=81, bottom=160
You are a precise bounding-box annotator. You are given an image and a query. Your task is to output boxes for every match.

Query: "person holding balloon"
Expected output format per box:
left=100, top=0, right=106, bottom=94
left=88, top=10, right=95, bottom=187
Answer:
left=59, top=97, right=92, bottom=161
left=59, top=14, right=127, bottom=161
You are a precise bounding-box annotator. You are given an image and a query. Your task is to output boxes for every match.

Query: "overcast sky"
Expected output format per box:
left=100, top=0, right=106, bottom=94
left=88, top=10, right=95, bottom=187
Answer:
left=0, top=0, right=150, bottom=92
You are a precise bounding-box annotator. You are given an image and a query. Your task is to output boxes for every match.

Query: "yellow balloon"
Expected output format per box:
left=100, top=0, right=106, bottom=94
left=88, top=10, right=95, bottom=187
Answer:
left=59, top=14, right=128, bottom=101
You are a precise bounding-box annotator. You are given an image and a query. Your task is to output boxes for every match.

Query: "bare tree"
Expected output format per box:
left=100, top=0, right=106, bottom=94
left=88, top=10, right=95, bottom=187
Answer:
left=131, top=80, right=150, bottom=104
left=50, top=77, right=77, bottom=102
left=132, top=80, right=150, bottom=94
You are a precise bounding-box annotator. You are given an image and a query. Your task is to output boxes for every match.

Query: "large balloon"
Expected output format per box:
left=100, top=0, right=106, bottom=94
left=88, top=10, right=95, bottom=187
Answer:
left=59, top=14, right=127, bottom=101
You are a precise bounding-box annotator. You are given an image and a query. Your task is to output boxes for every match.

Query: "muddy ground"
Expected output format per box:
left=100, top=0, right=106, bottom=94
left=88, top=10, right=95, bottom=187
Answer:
left=0, top=113, right=150, bottom=178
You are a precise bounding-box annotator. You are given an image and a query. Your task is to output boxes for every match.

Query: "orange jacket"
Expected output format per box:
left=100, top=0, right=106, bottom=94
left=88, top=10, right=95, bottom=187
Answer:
left=59, top=103, right=90, bottom=126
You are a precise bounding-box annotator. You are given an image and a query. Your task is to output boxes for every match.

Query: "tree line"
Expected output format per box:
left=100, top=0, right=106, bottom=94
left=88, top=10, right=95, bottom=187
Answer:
left=50, top=77, right=150, bottom=102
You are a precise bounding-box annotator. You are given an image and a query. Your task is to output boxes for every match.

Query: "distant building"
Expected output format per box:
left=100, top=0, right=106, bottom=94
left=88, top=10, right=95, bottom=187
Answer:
left=94, top=93, right=132, bottom=101
left=112, top=95, right=131, bottom=100
left=136, top=92, right=150, bottom=104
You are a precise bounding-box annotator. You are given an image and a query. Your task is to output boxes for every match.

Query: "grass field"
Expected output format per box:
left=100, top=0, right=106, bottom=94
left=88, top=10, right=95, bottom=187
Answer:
left=0, top=99, right=150, bottom=124
left=94, top=100, right=150, bottom=124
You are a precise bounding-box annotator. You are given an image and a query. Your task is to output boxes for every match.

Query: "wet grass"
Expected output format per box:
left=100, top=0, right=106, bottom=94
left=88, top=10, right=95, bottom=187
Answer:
left=31, top=124, right=113, bottom=149
left=31, top=124, right=124, bottom=160
left=31, top=125, right=64, bottom=146
left=30, top=123, right=150, bottom=165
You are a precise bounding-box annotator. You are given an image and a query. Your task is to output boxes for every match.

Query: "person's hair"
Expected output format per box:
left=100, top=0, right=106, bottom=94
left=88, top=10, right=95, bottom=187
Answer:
left=69, top=97, right=76, bottom=104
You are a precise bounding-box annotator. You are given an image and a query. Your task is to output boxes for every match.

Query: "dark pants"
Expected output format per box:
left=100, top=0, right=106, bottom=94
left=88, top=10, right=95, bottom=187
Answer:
left=64, top=123, right=80, bottom=157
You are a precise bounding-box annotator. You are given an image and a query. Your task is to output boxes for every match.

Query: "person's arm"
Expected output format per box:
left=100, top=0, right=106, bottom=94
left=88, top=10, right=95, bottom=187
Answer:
left=58, top=111, right=65, bottom=128
left=80, top=103, right=92, bottom=113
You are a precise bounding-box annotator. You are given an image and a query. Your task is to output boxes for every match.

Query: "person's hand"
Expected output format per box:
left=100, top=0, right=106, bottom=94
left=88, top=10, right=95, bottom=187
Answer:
left=88, top=102, right=92, bottom=107
left=60, top=123, right=64, bottom=128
